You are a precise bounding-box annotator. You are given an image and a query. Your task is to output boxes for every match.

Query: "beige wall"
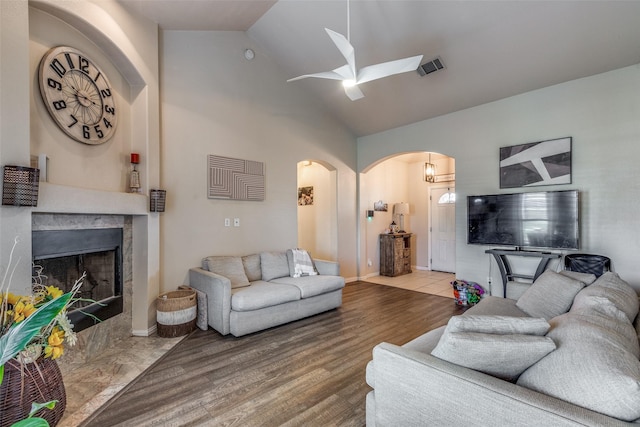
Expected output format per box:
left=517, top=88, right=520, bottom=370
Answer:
left=159, top=31, right=358, bottom=288
left=359, top=64, right=640, bottom=292
left=0, top=0, right=162, bottom=331
left=0, top=0, right=32, bottom=294
left=297, top=161, right=338, bottom=261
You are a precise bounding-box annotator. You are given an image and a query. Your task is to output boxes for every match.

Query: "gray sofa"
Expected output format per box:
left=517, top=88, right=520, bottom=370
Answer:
left=366, top=270, right=640, bottom=426
left=189, top=250, right=344, bottom=337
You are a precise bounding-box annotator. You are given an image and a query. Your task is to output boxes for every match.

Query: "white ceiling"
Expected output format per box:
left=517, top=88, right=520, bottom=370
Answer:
left=118, top=0, right=640, bottom=137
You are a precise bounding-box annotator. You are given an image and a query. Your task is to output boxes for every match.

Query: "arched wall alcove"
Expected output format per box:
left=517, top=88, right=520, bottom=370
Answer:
left=359, top=151, right=455, bottom=279
left=297, top=159, right=338, bottom=261
left=26, top=0, right=161, bottom=334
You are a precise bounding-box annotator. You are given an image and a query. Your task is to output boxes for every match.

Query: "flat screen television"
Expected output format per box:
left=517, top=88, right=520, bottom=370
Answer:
left=467, top=190, right=579, bottom=250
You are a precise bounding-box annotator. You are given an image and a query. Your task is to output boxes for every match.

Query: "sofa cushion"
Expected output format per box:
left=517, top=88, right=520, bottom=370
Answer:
left=516, top=270, right=585, bottom=320
left=260, top=251, right=290, bottom=281
left=431, top=328, right=556, bottom=381
left=231, top=281, right=301, bottom=311
left=203, top=256, right=250, bottom=289
left=270, top=275, right=345, bottom=298
left=402, top=326, right=446, bottom=354
left=242, top=254, right=262, bottom=282
left=464, top=296, right=529, bottom=317
left=572, top=272, right=639, bottom=323
left=447, top=315, right=550, bottom=336
left=559, top=270, right=597, bottom=285
left=517, top=309, right=640, bottom=421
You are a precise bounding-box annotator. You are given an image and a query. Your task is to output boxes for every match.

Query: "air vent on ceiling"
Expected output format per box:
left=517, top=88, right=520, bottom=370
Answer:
left=417, top=57, right=445, bottom=77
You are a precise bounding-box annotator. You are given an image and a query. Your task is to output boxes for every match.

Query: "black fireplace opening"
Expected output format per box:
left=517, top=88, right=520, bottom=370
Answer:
left=32, top=228, right=123, bottom=333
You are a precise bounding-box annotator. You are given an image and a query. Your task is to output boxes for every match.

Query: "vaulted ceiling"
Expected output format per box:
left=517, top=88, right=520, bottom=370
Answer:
left=119, top=0, right=640, bottom=137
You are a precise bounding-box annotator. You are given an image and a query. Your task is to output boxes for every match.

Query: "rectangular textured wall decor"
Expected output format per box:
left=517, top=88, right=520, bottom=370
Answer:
left=207, top=155, right=265, bottom=201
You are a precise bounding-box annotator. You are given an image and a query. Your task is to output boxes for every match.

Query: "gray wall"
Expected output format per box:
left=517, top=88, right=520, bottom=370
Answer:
left=359, top=64, right=640, bottom=291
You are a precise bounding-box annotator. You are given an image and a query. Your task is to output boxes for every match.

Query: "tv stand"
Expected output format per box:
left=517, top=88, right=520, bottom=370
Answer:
left=485, top=249, right=561, bottom=297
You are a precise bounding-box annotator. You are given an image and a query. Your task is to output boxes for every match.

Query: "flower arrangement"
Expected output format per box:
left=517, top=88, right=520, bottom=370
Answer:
left=0, top=237, right=86, bottom=427
left=451, top=279, right=485, bottom=306
left=1, top=267, right=83, bottom=362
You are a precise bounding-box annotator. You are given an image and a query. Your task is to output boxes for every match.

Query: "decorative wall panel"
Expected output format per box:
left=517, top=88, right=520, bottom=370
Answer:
left=207, top=155, right=265, bottom=201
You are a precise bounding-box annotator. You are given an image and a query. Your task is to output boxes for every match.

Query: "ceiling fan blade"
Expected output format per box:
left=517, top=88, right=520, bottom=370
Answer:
left=356, top=55, right=423, bottom=85
left=344, top=84, right=365, bottom=101
left=325, top=28, right=356, bottom=79
left=287, top=70, right=345, bottom=82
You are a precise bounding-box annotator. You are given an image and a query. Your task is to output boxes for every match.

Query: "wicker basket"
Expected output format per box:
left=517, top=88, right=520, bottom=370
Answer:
left=0, top=357, right=66, bottom=427
left=156, top=290, right=197, bottom=338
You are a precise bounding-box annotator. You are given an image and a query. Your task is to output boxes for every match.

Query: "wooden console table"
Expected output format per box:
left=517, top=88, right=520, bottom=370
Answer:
left=485, top=249, right=561, bottom=297
left=380, top=233, right=412, bottom=277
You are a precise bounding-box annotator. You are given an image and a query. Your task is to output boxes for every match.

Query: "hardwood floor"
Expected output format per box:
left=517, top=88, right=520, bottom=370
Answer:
left=83, top=282, right=464, bottom=426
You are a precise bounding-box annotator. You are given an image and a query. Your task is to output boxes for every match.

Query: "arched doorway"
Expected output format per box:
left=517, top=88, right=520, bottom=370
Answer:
left=297, top=160, right=338, bottom=261
left=359, top=152, right=455, bottom=278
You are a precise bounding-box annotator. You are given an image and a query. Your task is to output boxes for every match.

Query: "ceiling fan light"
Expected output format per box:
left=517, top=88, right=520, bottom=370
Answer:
left=342, top=79, right=357, bottom=88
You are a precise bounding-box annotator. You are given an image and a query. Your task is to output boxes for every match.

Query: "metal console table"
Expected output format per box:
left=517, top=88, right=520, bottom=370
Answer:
left=485, top=249, right=561, bottom=297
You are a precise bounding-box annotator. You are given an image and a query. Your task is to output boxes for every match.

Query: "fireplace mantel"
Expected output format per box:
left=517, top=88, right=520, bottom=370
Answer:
left=33, top=182, right=147, bottom=215
left=31, top=182, right=160, bottom=337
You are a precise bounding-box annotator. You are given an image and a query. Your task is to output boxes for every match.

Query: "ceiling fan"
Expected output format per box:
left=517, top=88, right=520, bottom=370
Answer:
left=287, top=0, right=423, bottom=101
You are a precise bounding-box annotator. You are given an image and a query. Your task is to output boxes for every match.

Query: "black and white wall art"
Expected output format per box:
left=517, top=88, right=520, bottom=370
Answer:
left=499, top=137, right=572, bottom=188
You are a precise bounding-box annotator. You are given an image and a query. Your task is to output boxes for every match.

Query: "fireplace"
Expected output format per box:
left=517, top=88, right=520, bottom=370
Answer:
left=32, top=228, right=123, bottom=332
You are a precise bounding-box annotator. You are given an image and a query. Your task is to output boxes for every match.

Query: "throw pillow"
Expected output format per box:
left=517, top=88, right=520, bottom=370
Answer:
left=242, top=254, right=262, bottom=282
left=431, top=330, right=556, bottom=380
left=559, top=270, right=596, bottom=285
left=516, top=270, right=585, bottom=320
left=203, top=256, right=250, bottom=289
left=572, top=272, right=639, bottom=323
left=447, top=315, right=550, bottom=336
left=517, top=311, right=640, bottom=421
left=260, top=251, right=290, bottom=281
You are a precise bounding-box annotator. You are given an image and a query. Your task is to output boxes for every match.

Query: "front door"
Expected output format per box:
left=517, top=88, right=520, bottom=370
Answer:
left=430, top=187, right=456, bottom=273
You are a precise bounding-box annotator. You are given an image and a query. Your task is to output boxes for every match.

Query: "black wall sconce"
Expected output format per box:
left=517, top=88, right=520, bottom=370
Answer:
left=367, top=210, right=374, bottom=218
left=2, top=165, right=40, bottom=207
left=149, top=189, right=166, bottom=212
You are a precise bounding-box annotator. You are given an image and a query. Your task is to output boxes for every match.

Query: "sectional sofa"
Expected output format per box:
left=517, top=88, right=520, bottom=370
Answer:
left=366, top=270, right=640, bottom=426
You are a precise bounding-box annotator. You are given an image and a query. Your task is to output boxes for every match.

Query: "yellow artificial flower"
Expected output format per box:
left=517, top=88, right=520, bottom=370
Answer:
left=4, top=292, right=20, bottom=306
left=44, top=345, right=64, bottom=360
left=44, top=326, right=65, bottom=359
left=47, top=326, right=65, bottom=346
left=46, top=286, right=64, bottom=299
left=12, top=300, right=37, bottom=322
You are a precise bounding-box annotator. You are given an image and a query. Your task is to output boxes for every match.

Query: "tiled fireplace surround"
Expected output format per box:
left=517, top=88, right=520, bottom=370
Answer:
left=32, top=213, right=133, bottom=364
left=31, top=183, right=158, bottom=358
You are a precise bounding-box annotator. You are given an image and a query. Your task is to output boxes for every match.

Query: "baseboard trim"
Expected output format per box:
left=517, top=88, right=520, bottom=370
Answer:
left=132, top=324, right=157, bottom=337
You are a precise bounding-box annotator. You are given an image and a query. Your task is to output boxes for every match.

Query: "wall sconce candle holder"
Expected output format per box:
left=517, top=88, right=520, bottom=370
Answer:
left=2, top=165, right=40, bottom=207
left=149, top=189, right=166, bottom=213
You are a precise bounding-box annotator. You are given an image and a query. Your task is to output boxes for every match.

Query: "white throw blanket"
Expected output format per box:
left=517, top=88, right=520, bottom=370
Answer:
left=292, top=248, right=318, bottom=278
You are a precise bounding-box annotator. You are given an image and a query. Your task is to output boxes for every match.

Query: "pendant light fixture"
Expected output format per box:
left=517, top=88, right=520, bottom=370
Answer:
left=424, top=153, right=436, bottom=183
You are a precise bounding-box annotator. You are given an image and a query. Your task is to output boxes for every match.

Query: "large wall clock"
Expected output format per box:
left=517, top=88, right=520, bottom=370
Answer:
left=38, top=46, right=117, bottom=145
